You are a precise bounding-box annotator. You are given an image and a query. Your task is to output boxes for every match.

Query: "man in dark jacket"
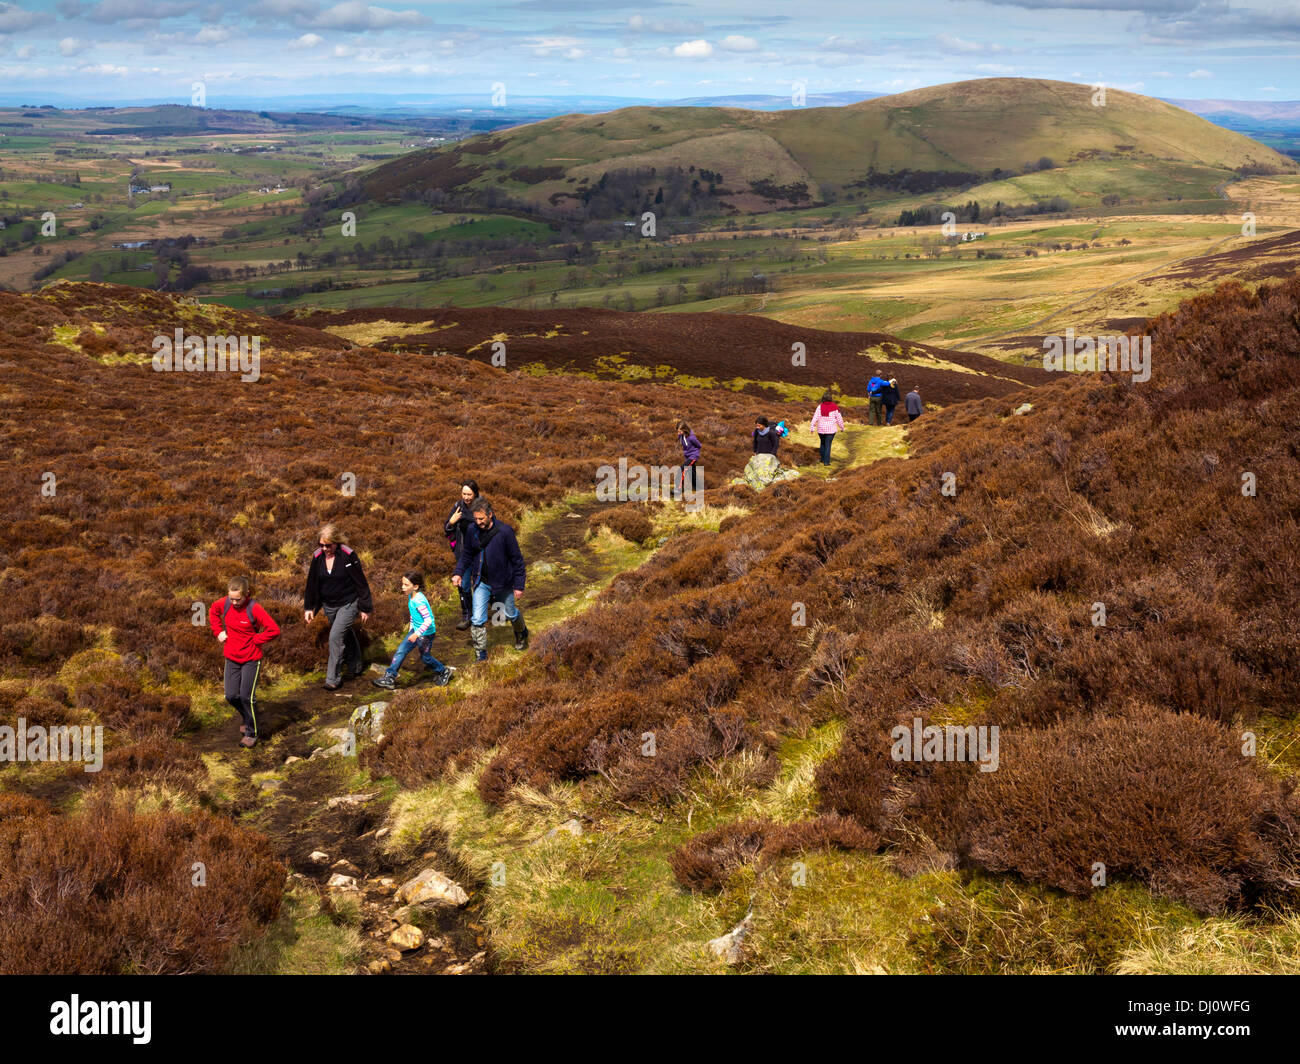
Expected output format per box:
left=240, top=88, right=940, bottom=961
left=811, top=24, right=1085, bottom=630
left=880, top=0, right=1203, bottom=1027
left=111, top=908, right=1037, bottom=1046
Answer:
left=905, top=387, right=924, bottom=422
left=444, top=479, right=480, bottom=630
left=453, top=498, right=527, bottom=662
left=752, top=417, right=780, bottom=455
left=303, top=523, right=374, bottom=690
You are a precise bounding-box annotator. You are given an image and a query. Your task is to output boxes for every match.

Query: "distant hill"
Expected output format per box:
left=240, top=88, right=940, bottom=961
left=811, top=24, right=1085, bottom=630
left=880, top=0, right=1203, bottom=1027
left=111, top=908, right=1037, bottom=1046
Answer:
left=363, top=77, right=1299, bottom=217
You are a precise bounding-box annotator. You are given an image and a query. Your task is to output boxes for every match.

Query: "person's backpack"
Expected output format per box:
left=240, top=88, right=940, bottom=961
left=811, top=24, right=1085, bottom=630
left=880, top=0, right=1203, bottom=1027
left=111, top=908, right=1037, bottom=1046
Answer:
left=774, top=420, right=789, bottom=437
left=221, top=597, right=260, bottom=634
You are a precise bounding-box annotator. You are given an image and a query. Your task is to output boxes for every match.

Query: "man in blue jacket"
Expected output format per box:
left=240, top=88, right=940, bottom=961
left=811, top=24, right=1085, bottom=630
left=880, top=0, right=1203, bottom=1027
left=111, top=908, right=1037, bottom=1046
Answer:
left=866, top=372, right=889, bottom=426
left=453, top=498, right=528, bottom=662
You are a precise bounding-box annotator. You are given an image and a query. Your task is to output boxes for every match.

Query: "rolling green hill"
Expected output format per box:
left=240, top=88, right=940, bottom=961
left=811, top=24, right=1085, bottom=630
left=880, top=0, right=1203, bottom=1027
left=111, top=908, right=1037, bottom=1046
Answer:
left=364, top=77, right=1298, bottom=217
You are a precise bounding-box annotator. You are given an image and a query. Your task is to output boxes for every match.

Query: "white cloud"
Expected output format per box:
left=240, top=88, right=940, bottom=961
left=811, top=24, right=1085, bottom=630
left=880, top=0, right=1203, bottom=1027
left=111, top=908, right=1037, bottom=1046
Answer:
left=16, top=43, right=33, bottom=58
left=59, top=36, right=91, bottom=55
left=673, top=39, right=712, bottom=58
left=1188, top=68, right=1213, bottom=78
left=719, top=34, right=759, bottom=52
left=309, top=2, right=426, bottom=30
left=78, top=61, right=128, bottom=74
left=288, top=31, right=322, bottom=47
left=193, top=25, right=229, bottom=43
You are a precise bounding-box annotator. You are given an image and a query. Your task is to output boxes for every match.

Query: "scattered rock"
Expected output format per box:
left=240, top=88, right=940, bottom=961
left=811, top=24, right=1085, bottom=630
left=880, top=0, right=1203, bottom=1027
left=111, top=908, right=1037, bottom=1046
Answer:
left=331, top=858, right=362, bottom=876
left=1013, top=402, right=1034, bottom=416
left=376, top=827, right=390, bottom=840
left=284, top=755, right=303, bottom=766
left=384, top=948, right=404, bottom=964
left=259, top=778, right=283, bottom=791
left=308, top=850, right=330, bottom=865
left=326, top=873, right=359, bottom=891
left=365, top=959, right=391, bottom=975
left=349, top=702, right=388, bottom=742
left=309, top=742, right=351, bottom=760
left=534, top=562, right=556, bottom=575
left=396, top=868, right=470, bottom=908
left=443, top=951, right=486, bottom=975
left=706, top=913, right=753, bottom=965
left=326, top=792, right=378, bottom=810
left=388, top=924, right=425, bottom=952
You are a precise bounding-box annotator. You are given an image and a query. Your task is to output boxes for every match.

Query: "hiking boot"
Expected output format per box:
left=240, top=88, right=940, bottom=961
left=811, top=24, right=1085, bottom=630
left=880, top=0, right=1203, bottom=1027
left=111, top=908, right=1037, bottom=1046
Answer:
left=456, top=616, right=471, bottom=631
left=372, top=675, right=396, bottom=690
left=514, top=627, right=530, bottom=651
left=240, top=734, right=257, bottom=748
left=474, top=650, right=487, bottom=663
left=324, top=681, right=342, bottom=691
left=433, top=666, right=456, bottom=687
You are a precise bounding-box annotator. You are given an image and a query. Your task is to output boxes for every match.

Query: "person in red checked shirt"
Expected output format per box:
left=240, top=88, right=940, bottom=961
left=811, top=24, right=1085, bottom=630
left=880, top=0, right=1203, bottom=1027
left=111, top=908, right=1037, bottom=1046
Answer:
left=208, top=576, right=280, bottom=748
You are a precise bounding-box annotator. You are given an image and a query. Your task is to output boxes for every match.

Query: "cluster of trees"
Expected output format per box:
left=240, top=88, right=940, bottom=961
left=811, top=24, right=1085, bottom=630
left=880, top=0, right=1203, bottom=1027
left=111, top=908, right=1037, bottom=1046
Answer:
left=896, top=197, right=1072, bottom=227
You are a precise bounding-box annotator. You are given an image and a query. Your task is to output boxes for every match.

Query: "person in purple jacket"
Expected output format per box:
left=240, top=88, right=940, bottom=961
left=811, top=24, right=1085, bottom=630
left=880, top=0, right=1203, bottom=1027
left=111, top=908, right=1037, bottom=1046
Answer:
left=676, top=420, right=701, bottom=501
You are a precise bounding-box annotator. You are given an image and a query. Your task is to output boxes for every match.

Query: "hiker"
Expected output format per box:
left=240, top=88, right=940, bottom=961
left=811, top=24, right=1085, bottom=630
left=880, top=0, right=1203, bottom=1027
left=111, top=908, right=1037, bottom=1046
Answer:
left=867, top=372, right=889, bottom=426
left=752, top=416, right=780, bottom=456
left=209, top=576, right=280, bottom=748
left=373, top=570, right=455, bottom=690
left=453, top=498, right=528, bottom=663
left=677, top=420, right=701, bottom=500
left=444, top=478, right=480, bottom=631
left=882, top=378, right=901, bottom=425
left=809, top=392, right=845, bottom=465
left=303, top=523, right=373, bottom=691
left=906, top=386, right=924, bottom=422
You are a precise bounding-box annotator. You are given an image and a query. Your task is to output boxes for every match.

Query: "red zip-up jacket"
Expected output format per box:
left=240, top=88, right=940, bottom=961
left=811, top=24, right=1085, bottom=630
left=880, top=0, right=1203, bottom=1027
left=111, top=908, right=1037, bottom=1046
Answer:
left=208, top=597, right=281, bottom=663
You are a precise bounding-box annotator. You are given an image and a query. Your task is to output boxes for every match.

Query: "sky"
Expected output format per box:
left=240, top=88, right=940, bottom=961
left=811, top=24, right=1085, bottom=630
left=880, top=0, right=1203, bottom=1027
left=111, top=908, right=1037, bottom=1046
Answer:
left=0, top=0, right=1297, bottom=105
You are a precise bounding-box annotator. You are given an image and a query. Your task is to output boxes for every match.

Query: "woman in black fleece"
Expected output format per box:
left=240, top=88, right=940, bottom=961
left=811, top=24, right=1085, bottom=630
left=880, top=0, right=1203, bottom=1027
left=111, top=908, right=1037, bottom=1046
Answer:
left=303, top=522, right=374, bottom=690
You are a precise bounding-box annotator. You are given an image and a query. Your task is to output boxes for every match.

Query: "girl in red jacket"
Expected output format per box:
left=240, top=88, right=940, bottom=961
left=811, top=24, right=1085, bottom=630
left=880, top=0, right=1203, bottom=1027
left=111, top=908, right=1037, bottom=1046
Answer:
left=209, top=576, right=280, bottom=748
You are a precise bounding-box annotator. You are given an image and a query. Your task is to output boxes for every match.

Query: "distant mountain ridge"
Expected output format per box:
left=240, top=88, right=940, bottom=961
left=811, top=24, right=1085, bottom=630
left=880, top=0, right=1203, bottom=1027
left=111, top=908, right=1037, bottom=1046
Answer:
left=362, top=77, right=1298, bottom=217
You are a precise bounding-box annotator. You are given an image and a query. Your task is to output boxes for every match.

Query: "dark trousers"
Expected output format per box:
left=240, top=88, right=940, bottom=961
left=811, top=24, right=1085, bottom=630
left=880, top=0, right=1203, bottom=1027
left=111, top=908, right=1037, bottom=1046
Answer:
left=224, top=658, right=262, bottom=736
left=868, top=396, right=883, bottom=425
left=908, top=412, right=920, bottom=422
left=818, top=433, right=834, bottom=465
left=884, top=403, right=897, bottom=425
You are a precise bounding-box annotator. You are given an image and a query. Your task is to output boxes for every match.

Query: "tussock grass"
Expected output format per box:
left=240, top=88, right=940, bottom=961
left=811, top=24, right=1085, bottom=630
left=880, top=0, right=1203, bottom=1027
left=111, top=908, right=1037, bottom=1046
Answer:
left=1117, top=911, right=1300, bottom=974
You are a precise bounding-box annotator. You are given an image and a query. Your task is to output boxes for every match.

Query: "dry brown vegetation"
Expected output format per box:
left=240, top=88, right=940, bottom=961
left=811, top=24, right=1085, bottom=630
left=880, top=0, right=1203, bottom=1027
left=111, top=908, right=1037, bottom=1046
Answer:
left=0, top=795, right=283, bottom=974
left=293, top=304, right=1051, bottom=403
left=374, top=276, right=1300, bottom=914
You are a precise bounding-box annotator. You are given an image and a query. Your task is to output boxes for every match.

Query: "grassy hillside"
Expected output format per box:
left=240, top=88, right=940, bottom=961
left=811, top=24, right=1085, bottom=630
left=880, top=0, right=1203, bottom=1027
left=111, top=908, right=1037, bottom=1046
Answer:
left=364, top=78, right=1298, bottom=216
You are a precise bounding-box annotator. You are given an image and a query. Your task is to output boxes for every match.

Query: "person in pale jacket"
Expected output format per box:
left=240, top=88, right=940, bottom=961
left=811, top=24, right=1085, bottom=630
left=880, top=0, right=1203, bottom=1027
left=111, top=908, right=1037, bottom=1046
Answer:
left=809, top=392, right=846, bottom=466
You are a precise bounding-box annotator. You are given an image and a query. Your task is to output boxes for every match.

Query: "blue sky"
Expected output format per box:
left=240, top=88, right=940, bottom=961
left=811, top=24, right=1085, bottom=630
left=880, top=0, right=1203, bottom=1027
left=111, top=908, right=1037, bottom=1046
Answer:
left=0, top=0, right=1297, bottom=104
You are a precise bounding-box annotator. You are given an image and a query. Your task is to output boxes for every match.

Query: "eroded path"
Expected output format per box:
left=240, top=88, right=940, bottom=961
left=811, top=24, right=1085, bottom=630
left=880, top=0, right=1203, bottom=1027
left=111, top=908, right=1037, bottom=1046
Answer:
left=186, top=498, right=641, bottom=975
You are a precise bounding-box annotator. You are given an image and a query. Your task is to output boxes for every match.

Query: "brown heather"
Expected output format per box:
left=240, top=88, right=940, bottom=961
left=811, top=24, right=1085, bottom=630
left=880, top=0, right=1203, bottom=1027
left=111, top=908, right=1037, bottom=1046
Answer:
left=0, top=795, right=284, bottom=974
left=375, top=277, right=1300, bottom=912
left=2, top=276, right=1299, bottom=916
